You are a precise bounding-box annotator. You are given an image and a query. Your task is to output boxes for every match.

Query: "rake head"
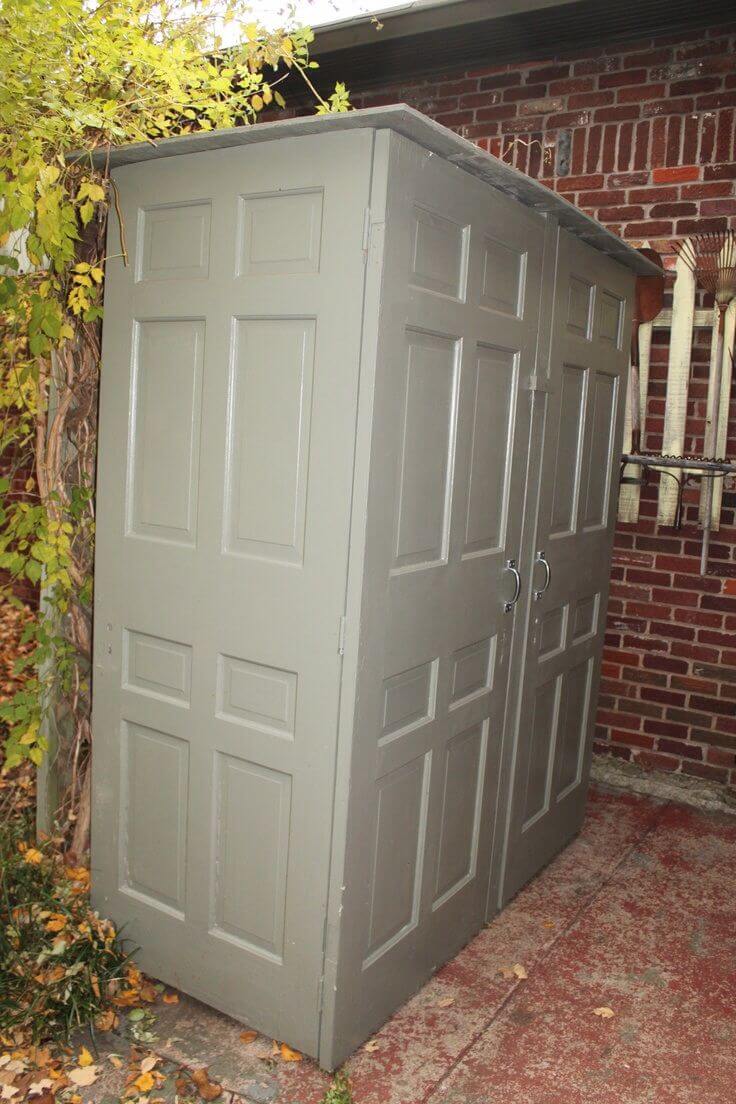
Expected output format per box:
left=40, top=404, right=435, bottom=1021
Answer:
left=674, top=230, right=736, bottom=311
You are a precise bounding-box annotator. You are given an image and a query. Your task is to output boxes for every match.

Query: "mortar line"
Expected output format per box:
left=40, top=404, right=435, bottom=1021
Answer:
left=419, top=797, right=671, bottom=1104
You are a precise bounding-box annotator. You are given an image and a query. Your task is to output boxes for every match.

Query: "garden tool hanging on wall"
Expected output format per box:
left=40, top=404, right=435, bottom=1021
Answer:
left=674, top=230, right=736, bottom=572
left=630, top=247, right=665, bottom=454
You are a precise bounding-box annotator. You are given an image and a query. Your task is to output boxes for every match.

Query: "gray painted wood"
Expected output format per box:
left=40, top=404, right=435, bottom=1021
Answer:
left=497, top=228, right=633, bottom=906
left=81, top=106, right=658, bottom=276
left=321, top=129, right=548, bottom=1066
left=92, top=113, right=634, bottom=1070
left=91, top=128, right=374, bottom=1056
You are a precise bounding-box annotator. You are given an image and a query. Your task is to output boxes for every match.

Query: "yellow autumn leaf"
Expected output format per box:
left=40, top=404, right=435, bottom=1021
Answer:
left=593, top=1006, right=615, bottom=1018
left=22, top=849, right=43, bottom=865
left=279, top=1043, right=302, bottom=1062
left=134, top=1072, right=155, bottom=1092
left=162, top=992, right=179, bottom=1004
left=77, top=1046, right=94, bottom=1067
left=239, top=1030, right=257, bottom=1044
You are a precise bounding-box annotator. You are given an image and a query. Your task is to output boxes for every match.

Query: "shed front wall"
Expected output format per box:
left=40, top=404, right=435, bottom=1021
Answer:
left=91, top=129, right=374, bottom=1056
left=322, top=130, right=551, bottom=1066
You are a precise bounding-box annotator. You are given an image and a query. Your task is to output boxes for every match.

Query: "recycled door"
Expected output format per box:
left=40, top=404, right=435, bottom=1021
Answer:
left=500, top=229, right=633, bottom=904
left=323, top=132, right=547, bottom=1065
left=91, top=130, right=373, bottom=1054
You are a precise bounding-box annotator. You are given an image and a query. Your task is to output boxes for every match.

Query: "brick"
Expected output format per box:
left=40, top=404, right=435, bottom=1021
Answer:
left=623, top=667, right=668, bottom=688
left=519, top=97, right=564, bottom=116
left=611, top=730, right=655, bottom=750
left=628, top=186, right=679, bottom=203
left=526, top=64, right=571, bottom=82
left=643, top=653, right=689, bottom=675
left=479, top=73, right=523, bottom=90
left=642, top=97, right=695, bottom=117
left=697, top=91, right=736, bottom=110
left=671, top=641, right=721, bottom=663
left=623, top=221, right=674, bottom=238
left=680, top=759, right=729, bottom=783
left=652, top=165, right=700, bottom=183
left=671, top=77, right=723, bottom=96
left=569, top=91, right=614, bottom=109
left=576, top=188, right=626, bottom=206
left=550, top=77, right=595, bottom=95
left=636, top=750, right=680, bottom=772
left=597, top=205, right=645, bottom=221
left=619, top=84, right=668, bottom=104
left=503, top=83, right=549, bottom=102
left=666, top=707, right=713, bottom=727
left=655, top=735, right=703, bottom=758
left=702, top=594, right=736, bottom=614
left=594, top=106, right=642, bottom=123
left=703, top=162, right=736, bottom=182
left=690, top=695, right=736, bottom=717
left=609, top=171, right=650, bottom=186
left=701, top=198, right=736, bottom=216
left=600, top=69, right=649, bottom=89
left=694, top=729, right=736, bottom=751
left=649, top=202, right=698, bottom=217
left=597, top=710, right=641, bottom=731
left=641, top=686, right=687, bottom=707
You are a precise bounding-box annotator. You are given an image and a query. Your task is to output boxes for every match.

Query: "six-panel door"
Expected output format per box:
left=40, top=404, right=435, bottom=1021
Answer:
left=324, top=132, right=548, bottom=1065
left=91, top=130, right=373, bottom=1055
left=499, top=229, right=632, bottom=904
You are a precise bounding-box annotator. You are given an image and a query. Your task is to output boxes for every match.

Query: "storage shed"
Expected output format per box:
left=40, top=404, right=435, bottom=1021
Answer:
left=90, top=106, right=657, bottom=1069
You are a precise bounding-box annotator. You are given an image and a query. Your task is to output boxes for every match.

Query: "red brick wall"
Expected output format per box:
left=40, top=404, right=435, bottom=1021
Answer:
left=352, top=20, right=736, bottom=787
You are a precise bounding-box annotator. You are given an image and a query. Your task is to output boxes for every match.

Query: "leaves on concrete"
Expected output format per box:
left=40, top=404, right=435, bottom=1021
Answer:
left=499, top=963, right=528, bottom=980
left=593, top=1006, right=615, bottom=1018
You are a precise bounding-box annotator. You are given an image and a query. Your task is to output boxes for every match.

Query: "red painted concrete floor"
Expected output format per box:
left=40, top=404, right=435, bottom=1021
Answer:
left=145, top=786, right=736, bottom=1104
left=262, top=785, right=736, bottom=1104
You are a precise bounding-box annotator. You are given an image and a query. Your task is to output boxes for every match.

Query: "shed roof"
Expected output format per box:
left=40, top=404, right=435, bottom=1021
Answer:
left=86, top=105, right=659, bottom=275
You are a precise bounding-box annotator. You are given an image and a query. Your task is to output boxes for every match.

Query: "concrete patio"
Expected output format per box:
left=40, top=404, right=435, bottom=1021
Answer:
left=85, top=783, right=736, bottom=1103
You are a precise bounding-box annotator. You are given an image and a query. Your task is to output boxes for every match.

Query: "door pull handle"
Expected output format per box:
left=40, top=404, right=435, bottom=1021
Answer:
left=504, top=559, right=522, bottom=613
left=534, top=550, right=552, bottom=601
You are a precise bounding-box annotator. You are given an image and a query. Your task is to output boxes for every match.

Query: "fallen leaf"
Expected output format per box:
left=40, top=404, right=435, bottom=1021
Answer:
left=239, top=1030, right=258, bottom=1044
left=29, top=1094, right=53, bottom=1104
left=1, top=1086, right=18, bottom=1100
left=140, top=1055, right=158, bottom=1074
left=22, top=849, right=43, bottom=865
left=77, top=1046, right=94, bottom=1068
left=0, top=1061, right=8, bottom=1071
left=543, top=920, right=556, bottom=929
left=593, top=1006, right=615, bottom=1019
left=162, top=992, right=179, bottom=1005
left=95, top=1009, right=117, bottom=1032
left=436, top=997, right=455, bottom=1008
left=280, top=1043, right=302, bottom=1062
left=363, top=1040, right=380, bottom=1052
left=135, top=1072, right=155, bottom=1093
left=108, top=1055, right=124, bottom=1069
left=191, top=1067, right=222, bottom=1101
left=68, top=1066, right=98, bottom=1087
left=27, top=1080, right=53, bottom=1096
left=499, top=963, right=528, bottom=980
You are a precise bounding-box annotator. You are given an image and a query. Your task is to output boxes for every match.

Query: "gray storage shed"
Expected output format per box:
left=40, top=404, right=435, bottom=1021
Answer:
left=91, top=106, right=655, bottom=1068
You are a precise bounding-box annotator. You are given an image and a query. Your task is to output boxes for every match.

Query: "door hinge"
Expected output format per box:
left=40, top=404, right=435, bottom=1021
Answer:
left=525, top=374, right=553, bottom=394
left=362, top=207, right=372, bottom=257
left=338, top=615, right=347, bottom=656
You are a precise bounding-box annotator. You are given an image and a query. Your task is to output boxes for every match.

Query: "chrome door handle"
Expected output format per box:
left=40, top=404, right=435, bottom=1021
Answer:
left=504, top=558, right=521, bottom=613
left=534, top=550, right=551, bottom=601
